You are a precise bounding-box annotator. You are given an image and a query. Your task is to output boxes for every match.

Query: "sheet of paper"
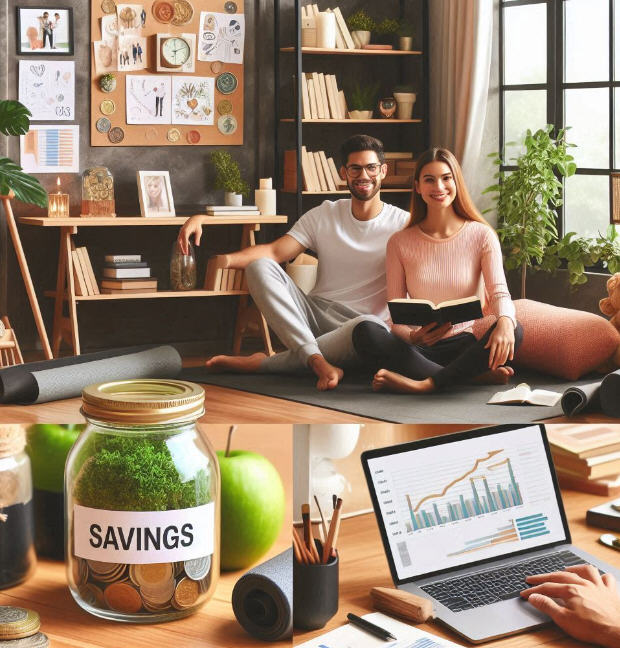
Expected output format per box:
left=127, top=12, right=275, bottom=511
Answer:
left=197, top=11, right=244, bottom=63
left=172, top=76, right=214, bottom=125
left=295, top=612, right=464, bottom=648
left=93, top=39, right=118, bottom=74
left=126, top=74, right=171, bottom=124
left=18, top=60, right=75, bottom=120
left=118, top=35, right=147, bottom=71
left=20, top=124, right=79, bottom=173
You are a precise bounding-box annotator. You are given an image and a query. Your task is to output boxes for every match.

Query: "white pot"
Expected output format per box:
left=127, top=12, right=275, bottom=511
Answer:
left=351, top=30, right=371, bottom=48
left=393, top=92, right=417, bottom=120
left=224, top=192, right=243, bottom=206
left=348, top=109, right=373, bottom=120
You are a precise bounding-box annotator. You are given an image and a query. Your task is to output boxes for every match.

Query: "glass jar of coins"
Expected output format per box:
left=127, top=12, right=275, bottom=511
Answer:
left=0, top=425, right=36, bottom=589
left=65, top=380, right=219, bottom=622
left=81, top=167, right=116, bottom=217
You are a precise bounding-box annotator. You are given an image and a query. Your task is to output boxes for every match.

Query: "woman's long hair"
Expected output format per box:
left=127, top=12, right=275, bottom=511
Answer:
left=409, top=147, right=490, bottom=227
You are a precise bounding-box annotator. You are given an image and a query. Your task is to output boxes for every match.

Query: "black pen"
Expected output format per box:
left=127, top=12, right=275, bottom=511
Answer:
left=347, top=613, right=397, bottom=641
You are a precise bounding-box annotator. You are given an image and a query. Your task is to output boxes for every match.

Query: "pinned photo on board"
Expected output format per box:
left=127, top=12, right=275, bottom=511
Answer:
left=126, top=74, right=171, bottom=124
left=17, top=7, right=74, bottom=55
left=198, top=11, right=244, bottom=64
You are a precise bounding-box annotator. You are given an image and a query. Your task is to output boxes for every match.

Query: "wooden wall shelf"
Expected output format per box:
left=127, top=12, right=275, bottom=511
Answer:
left=280, top=119, right=422, bottom=124
left=285, top=189, right=413, bottom=195
left=44, top=290, right=249, bottom=301
left=280, top=47, right=423, bottom=55
left=18, top=216, right=288, bottom=227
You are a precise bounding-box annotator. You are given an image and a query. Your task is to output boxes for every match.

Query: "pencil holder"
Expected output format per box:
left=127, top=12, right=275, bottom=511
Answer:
left=293, top=540, right=338, bottom=630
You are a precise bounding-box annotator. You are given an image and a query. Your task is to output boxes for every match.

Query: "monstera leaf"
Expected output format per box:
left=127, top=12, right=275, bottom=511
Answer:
left=0, top=158, right=47, bottom=207
left=0, top=100, right=31, bottom=136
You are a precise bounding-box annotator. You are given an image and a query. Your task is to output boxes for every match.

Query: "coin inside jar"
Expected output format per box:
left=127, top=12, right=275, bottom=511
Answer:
left=183, top=555, right=211, bottom=581
left=173, top=577, right=200, bottom=609
left=103, top=582, right=143, bottom=613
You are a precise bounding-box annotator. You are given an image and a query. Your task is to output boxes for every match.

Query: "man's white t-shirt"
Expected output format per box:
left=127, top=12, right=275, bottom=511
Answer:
left=287, top=199, right=410, bottom=321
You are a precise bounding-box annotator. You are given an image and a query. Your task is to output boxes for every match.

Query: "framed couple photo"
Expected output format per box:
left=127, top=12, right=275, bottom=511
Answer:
left=17, top=6, right=74, bottom=55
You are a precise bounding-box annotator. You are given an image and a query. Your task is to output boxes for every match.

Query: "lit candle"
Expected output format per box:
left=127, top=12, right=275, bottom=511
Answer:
left=48, top=176, right=70, bottom=218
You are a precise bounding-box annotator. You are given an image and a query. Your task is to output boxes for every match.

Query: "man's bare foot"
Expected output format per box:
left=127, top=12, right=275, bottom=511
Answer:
left=206, top=352, right=267, bottom=373
left=307, top=354, right=343, bottom=391
left=473, top=366, right=514, bottom=385
left=372, top=369, right=436, bottom=394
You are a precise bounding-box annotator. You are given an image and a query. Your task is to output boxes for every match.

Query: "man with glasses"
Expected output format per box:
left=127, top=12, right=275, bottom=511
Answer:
left=177, top=134, right=410, bottom=390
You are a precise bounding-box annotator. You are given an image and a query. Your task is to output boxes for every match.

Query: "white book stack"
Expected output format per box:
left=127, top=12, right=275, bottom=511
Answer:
left=301, top=72, right=347, bottom=120
left=302, top=4, right=355, bottom=50
left=300, top=147, right=347, bottom=193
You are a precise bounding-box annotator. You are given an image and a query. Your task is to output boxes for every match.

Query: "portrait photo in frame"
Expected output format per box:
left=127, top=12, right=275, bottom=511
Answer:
left=17, top=7, right=74, bottom=55
left=137, top=170, right=175, bottom=217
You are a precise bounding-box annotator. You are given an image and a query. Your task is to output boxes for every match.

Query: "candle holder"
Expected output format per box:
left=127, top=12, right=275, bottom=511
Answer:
left=48, top=192, right=70, bottom=218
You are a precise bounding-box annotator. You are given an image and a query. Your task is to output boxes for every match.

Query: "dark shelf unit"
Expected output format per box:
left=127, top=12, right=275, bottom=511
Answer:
left=274, top=0, right=430, bottom=224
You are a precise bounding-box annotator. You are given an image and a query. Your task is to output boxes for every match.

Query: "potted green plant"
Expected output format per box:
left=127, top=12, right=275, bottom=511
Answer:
left=347, top=81, right=380, bottom=120
left=483, top=125, right=576, bottom=297
left=210, top=151, right=250, bottom=206
left=0, top=100, right=47, bottom=207
left=374, top=17, right=400, bottom=46
left=392, top=84, right=416, bottom=120
left=397, top=21, right=414, bottom=51
left=346, top=10, right=375, bottom=48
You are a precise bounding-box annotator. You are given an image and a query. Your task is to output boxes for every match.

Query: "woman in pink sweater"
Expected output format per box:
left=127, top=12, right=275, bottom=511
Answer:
left=352, top=147, right=522, bottom=393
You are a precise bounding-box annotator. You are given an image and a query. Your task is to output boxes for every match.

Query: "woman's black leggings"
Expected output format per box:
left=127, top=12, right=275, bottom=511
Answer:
left=352, top=320, right=524, bottom=390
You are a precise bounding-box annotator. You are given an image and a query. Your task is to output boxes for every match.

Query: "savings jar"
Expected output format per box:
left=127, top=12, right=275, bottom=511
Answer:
left=65, top=379, right=219, bottom=622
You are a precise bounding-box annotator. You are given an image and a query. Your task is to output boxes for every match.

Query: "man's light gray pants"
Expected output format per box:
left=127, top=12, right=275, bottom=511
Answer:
left=245, top=257, right=387, bottom=374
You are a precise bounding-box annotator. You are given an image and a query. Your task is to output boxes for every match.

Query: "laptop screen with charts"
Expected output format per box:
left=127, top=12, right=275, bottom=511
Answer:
left=362, top=424, right=570, bottom=585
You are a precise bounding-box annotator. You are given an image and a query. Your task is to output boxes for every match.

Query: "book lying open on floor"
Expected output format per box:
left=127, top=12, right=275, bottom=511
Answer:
left=488, top=383, right=561, bottom=406
left=388, top=296, right=483, bottom=326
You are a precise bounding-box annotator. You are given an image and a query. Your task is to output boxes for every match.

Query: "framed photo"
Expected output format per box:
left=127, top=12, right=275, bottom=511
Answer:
left=137, top=171, right=175, bottom=217
left=17, top=7, right=74, bottom=55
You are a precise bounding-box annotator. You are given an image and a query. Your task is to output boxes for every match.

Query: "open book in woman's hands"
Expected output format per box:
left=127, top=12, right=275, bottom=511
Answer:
left=388, top=296, right=483, bottom=326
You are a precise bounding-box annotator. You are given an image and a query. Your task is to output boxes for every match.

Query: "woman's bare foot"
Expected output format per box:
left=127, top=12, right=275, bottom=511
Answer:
left=206, top=352, right=267, bottom=372
left=473, top=366, right=514, bottom=385
left=307, top=354, right=344, bottom=391
left=372, top=369, right=436, bottom=394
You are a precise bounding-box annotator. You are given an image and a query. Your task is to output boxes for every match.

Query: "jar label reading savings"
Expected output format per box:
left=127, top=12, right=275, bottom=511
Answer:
left=73, top=503, right=215, bottom=564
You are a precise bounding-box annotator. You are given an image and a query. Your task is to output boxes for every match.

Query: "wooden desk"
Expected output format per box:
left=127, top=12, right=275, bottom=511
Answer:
left=0, top=424, right=293, bottom=648
left=294, top=489, right=620, bottom=647
left=17, top=215, right=288, bottom=356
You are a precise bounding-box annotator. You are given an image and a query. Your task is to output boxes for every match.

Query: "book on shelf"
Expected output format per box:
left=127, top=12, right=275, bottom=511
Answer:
left=332, top=6, right=355, bottom=49
left=301, top=72, right=311, bottom=119
left=285, top=148, right=344, bottom=193
left=385, top=152, right=415, bottom=160
left=325, top=9, right=345, bottom=49
left=556, top=471, right=620, bottom=497
left=362, top=44, right=393, bottom=50
left=313, top=151, right=328, bottom=191
left=586, top=499, right=620, bottom=531
left=327, top=157, right=346, bottom=187
left=311, top=72, right=325, bottom=118
left=100, top=278, right=158, bottom=290
left=104, top=254, right=142, bottom=263
left=206, top=205, right=259, bottom=212
left=488, top=383, right=561, bottom=407
left=71, top=249, right=88, bottom=297
left=100, top=287, right=157, bottom=294
left=319, top=151, right=336, bottom=191
left=102, top=266, right=151, bottom=279
left=206, top=211, right=261, bottom=217
left=324, top=74, right=339, bottom=119
left=307, top=78, right=318, bottom=119
left=78, top=247, right=98, bottom=295
left=317, top=73, right=330, bottom=118
left=301, top=146, right=318, bottom=191
left=338, top=89, right=348, bottom=118
left=104, top=261, right=148, bottom=269
left=548, top=424, right=620, bottom=459
left=388, top=295, right=483, bottom=326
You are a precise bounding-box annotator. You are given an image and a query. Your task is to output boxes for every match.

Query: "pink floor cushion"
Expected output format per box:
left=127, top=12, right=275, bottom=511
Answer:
left=472, top=299, right=620, bottom=380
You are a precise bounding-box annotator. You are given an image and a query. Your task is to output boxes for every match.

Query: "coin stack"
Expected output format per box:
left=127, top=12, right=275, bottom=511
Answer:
left=0, top=606, right=48, bottom=648
left=71, top=556, right=212, bottom=616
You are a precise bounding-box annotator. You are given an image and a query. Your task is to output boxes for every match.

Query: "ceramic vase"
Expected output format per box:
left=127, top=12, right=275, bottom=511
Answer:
left=351, top=30, right=371, bottom=48
left=224, top=192, right=243, bottom=206
left=393, top=92, right=417, bottom=120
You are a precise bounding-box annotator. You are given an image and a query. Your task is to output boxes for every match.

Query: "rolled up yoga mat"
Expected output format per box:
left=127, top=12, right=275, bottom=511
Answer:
left=0, top=345, right=182, bottom=404
left=232, top=548, right=292, bottom=642
left=561, top=369, right=620, bottom=417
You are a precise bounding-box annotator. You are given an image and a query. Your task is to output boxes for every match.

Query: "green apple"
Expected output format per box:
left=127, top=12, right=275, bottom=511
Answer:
left=26, top=424, right=82, bottom=492
left=217, top=449, right=285, bottom=571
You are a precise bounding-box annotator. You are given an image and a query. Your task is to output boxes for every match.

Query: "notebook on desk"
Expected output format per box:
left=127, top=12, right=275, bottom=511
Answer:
left=361, top=424, right=620, bottom=644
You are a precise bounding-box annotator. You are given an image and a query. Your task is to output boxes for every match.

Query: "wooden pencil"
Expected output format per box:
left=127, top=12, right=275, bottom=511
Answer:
left=314, top=494, right=328, bottom=542
left=322, top=497, right=343, bottom=563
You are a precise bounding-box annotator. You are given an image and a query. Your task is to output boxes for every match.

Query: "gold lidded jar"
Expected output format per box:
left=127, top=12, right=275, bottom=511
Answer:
left=65, top=379, right=219, bottom=622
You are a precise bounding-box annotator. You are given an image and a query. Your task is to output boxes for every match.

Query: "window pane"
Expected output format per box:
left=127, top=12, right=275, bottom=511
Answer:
left=565, top=0, right=609, bottom=82
left=564, top=174, right=610, bottom=238
left=503, top=90, right=547, bottom=161
left=565, top=88, right=609, bottom=168
left=504, top=4, right=546, bottom=84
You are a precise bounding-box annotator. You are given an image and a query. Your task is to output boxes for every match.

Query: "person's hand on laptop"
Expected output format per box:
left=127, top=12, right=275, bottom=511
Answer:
left=521, top=564, right=620, bottom=647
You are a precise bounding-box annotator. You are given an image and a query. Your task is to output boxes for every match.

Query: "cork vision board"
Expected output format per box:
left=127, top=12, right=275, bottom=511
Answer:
left=90, top=0, right=244, bottom=146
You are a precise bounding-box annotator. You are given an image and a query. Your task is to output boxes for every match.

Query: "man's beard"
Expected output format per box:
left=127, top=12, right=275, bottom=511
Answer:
left=347, top=178, right=381, bottom=201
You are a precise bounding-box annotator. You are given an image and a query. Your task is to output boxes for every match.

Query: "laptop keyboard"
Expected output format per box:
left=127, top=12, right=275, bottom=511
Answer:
left=420, top=550, right=589, bottom=612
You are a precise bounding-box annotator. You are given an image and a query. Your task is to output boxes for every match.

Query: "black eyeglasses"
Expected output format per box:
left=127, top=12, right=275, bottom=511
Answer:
left=344, top=163, right=383, bottom=178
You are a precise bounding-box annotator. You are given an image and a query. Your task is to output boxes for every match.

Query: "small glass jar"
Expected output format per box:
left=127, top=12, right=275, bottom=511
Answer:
left=0, top=424, right=36, bottom=589
left=65, top=380, right=219, bottom=622
left=170, top=240, right=197, bottom=291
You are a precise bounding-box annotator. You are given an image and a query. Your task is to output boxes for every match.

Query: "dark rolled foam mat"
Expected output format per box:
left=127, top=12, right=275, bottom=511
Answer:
left=180, top=367, right=603, bottom=423
left=0, top=345, right=182, bottom=404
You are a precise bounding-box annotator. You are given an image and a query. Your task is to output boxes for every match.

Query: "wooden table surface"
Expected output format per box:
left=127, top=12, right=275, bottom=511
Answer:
left=293, top=488, right=620, bottom=648
left=0, top=425, right=293, bottom=648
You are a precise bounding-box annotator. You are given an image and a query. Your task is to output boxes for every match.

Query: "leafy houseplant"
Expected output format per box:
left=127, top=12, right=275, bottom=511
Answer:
left=374, top=17, right=400, bottom=45
left=0, top=100, right=47, bottom=207
left=483, top=126, right=576, bottom=297
left=210, top=151, right=249, bottom=202
left=346, top=9, right=375, bottom=47
left=397, top=21, right=414, bottom=50
left=348, top=81, right=380, bottom=119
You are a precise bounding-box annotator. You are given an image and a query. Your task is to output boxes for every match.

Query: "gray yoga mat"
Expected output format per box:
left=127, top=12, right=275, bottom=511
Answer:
left=181, top=368, right=601, bottom=423
left=232, top=548, right=292, bottom=642
left=562, top=369, right=620, bottom=418
left=0, top=345, right=182, bottom=404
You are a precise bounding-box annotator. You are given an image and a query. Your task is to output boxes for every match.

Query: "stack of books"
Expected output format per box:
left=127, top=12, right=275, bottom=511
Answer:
left=205, top=205, right=261, bottom=217
left=203, top=258, right=246, bottom=292
left=71, top=246, right=99, bottom=296
left=548, top=424, right=620, bottom=496
left=100, top=254, right=157, bottom=294
left=283, top=147, right=347, bottom=193
left=301, top=72, right=347, bottom=120
left=302, top=5, right=355, bottom=50
left=383, top=152, right=415, bottom=188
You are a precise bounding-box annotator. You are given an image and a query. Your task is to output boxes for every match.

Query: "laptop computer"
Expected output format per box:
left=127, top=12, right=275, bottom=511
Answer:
left=361, top=424, right=620, bottom=643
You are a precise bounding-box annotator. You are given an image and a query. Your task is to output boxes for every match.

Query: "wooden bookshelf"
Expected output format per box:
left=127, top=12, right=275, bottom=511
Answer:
left=280, top=46, right=423, bottom=55
left=280, top=118, right=422, bottom=124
